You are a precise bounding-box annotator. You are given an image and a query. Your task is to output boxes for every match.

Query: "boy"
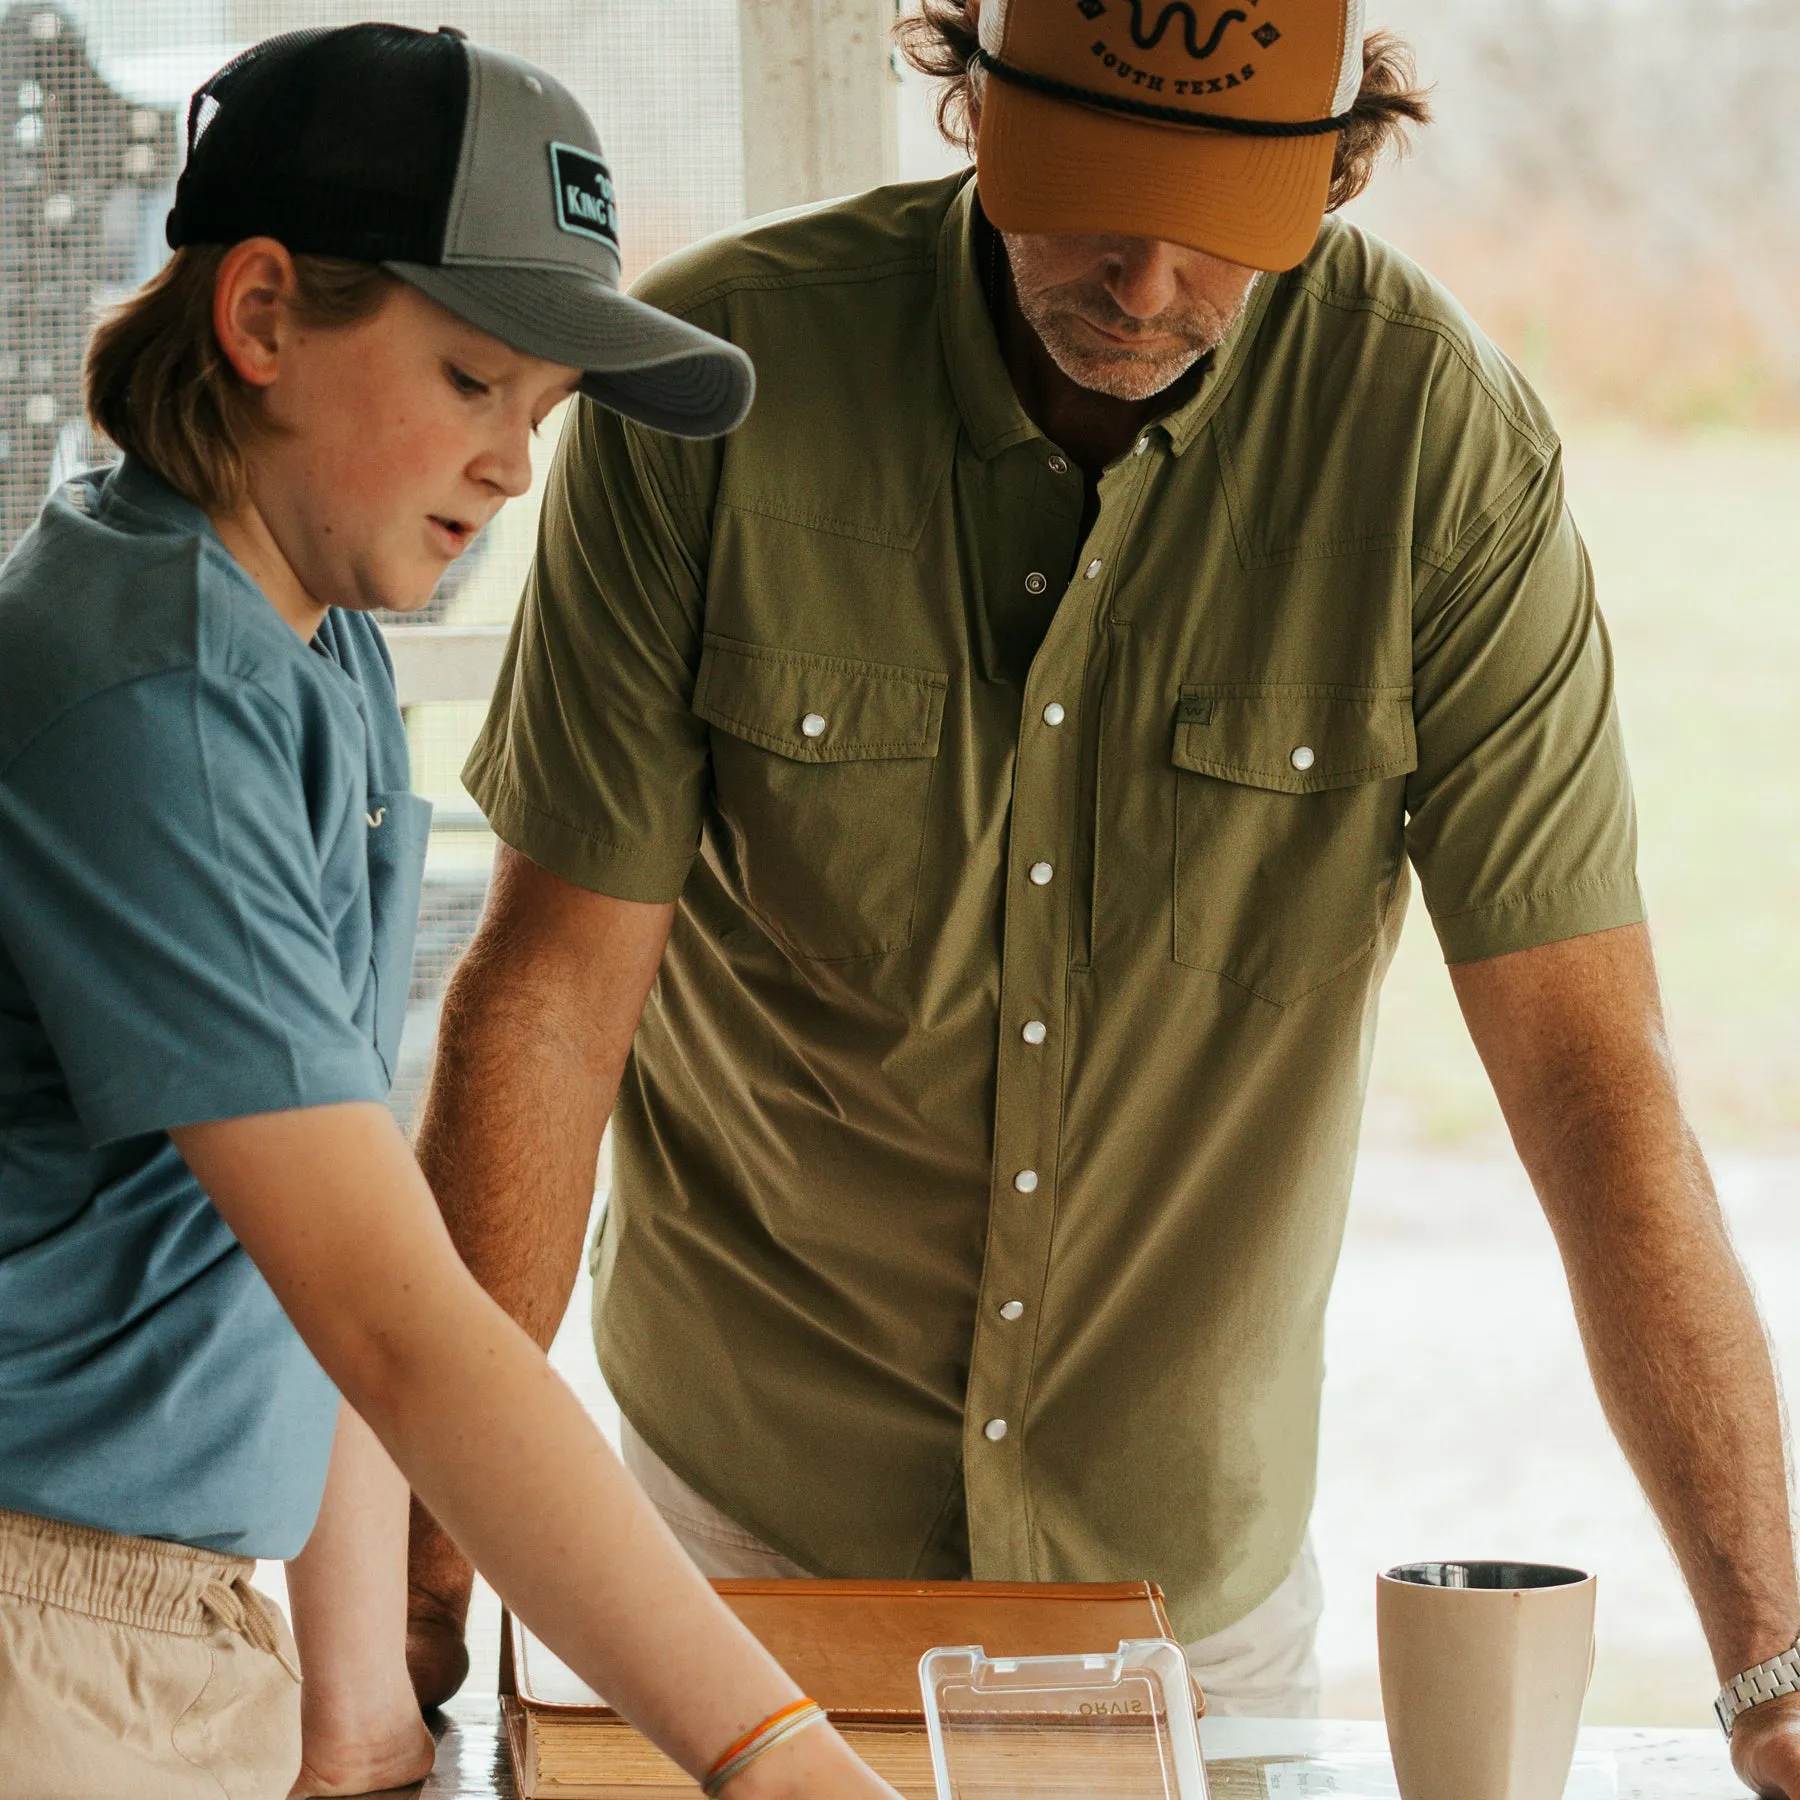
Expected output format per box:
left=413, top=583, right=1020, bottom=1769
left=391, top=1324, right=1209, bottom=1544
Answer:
left=0, top=24, right=894, bottom=1800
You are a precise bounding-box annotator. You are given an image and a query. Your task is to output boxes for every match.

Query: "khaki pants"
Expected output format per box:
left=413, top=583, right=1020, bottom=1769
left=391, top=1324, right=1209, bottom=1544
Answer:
left=0, top=1506, right=302, bottom=1800
left=620, top=1418, right=1324, bottom=1717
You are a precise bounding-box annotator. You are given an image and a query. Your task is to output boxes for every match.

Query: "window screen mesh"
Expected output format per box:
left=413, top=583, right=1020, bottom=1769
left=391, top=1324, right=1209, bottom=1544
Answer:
left=2, top=0, right=743, bottom=1121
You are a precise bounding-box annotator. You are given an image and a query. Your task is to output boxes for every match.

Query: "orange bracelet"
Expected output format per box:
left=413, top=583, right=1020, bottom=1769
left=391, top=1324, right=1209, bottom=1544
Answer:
left=701, top=1698, right=827, bottom=1798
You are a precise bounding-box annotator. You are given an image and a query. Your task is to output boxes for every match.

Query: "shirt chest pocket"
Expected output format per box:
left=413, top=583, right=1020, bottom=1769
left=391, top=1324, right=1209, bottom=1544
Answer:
left=1170, top=685, right=1415, bottom=1005
left=693, top=636, right=947, bottom=962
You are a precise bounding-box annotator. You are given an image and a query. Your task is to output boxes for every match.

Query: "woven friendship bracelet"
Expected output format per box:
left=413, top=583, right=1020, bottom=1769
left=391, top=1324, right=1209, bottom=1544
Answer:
left=701, top=1699, right=828, bottom=1798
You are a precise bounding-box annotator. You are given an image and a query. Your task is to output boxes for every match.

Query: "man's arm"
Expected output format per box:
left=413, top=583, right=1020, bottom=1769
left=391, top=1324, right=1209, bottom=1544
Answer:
left=1453, top=922, right=1800, bottom=1797
left=406, top=843, right=673, bottom=1705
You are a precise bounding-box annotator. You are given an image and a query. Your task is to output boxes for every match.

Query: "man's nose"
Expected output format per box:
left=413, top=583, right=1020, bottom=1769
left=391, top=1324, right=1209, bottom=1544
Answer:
left=1103, top=238, right=1186, bottom=320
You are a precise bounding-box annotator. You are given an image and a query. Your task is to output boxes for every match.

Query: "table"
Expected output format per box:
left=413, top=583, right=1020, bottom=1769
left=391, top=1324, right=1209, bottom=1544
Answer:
left=417, top=1701, right=1747, bottom=1800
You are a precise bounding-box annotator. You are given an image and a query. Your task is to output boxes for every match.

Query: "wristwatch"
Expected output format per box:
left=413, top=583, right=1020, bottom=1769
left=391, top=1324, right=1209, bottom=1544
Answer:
left=1715, top=1635, right=1800, bottom=1737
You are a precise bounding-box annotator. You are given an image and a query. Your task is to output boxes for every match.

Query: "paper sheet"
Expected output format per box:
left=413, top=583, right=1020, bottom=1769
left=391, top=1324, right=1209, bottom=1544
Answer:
left=1258, top=1750, right=1618, bottom=1800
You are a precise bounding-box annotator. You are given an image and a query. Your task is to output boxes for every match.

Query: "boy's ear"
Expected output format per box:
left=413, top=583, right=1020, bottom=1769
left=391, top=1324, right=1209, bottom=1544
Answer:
left=212, top=238, right=297, bottom=391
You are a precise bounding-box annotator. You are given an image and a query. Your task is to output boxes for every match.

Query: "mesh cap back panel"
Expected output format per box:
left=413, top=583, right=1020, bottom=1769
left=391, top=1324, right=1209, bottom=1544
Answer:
left=167, top=23, right=467, bottom=264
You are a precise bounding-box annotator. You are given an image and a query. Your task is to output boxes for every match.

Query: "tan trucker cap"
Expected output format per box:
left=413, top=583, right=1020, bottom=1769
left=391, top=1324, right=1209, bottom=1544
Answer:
left=974, top=0, right=1366, bottom=272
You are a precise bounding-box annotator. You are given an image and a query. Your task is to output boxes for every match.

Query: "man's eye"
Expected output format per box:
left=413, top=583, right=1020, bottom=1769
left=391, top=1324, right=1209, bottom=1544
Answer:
left=446, top=364, right=489, bottom=397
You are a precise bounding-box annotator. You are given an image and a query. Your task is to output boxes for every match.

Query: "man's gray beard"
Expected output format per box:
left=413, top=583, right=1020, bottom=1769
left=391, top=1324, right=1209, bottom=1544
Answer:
left=1014, top=272, right=1258, bottom=403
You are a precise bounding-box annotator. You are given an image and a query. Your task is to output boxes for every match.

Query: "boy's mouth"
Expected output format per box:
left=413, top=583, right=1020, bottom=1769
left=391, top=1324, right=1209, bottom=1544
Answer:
left=428, top=514, right=476, bottom=555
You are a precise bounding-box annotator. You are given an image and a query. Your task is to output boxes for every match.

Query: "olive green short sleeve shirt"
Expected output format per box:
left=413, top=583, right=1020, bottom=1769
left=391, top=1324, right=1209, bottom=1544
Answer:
left=465, top=175, right=1641, bottom=1640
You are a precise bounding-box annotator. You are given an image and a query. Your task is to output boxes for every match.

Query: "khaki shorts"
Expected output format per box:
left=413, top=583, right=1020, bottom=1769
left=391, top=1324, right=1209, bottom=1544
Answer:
left=0, top=1505, right=302, bottom=1800
left=620, top=1417, right=1324, bottom=1717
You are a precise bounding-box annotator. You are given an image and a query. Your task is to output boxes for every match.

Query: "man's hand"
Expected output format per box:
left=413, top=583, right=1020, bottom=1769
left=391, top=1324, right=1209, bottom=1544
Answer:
left=1734, top=1695, right=1800, bottom=1800
left=1453, top=923, right=1800, bottom=1796
left=404, top=846, right=675, bottom=1704
left=406, top=1495, right=473, bottom=1710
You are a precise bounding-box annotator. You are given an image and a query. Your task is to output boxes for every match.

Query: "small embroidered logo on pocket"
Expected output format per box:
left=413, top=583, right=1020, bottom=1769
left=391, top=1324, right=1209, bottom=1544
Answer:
left=366, top=807, right=387, bottom=829
left=1177, top=696, right=1216, bottom=725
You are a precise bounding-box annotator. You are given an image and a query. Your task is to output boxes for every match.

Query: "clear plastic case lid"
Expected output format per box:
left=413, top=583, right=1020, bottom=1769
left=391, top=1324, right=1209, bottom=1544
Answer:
left=920, top=1638, right=1210, bottom=1800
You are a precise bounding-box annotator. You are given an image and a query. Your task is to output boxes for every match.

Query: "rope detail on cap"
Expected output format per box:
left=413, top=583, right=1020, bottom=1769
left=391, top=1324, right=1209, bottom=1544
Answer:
left=974, top=47, right=1351, bottom=137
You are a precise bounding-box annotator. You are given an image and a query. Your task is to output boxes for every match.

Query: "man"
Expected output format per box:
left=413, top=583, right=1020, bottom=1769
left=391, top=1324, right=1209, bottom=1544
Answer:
left=408, top=1, right=1800, bottom=1784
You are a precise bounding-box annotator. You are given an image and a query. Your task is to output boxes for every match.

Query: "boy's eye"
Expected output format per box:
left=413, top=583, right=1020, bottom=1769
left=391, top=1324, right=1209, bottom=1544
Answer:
left=445, top=363, right=490, bottom=398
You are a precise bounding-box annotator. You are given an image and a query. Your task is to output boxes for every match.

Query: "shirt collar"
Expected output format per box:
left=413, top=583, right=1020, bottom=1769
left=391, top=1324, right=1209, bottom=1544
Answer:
left=91, top=457, right=350, bottom=668
left=97, top=456, right=221, bottom=541
left=935, top=173, right=1277, bottom=463
left=938, top=176, right=1040, bottom=461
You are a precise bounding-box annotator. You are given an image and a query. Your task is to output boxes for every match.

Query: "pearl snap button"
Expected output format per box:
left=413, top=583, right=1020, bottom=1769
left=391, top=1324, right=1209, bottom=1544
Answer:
left=1290, top=745, right=1315, bottom=771
left=1014, top=1169, right=1039, bottom=1193
left=801, top=713, right=826, bottom=739
left=984, top=1418, right=1009, bottom=1442
left=1021, top=1019, right=1047, bottom=1046
left=1028, top=862, right=1053, bottom=886
left=1025, top=571, right=1048, bottom=595
left=1042, top=702, right=1066, bottom=727
left=999, top=1300, right=1025, bottom=1321
left=1134, top=437, right=1149, bottom=455
left=1048, top=454, right=1069, bottom=475
left=1084, top=559, right=1103, bottom=579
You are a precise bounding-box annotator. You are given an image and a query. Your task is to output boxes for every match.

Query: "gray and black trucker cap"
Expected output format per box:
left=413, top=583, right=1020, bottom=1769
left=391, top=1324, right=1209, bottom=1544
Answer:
left=165, top=22, right=753, bottom=439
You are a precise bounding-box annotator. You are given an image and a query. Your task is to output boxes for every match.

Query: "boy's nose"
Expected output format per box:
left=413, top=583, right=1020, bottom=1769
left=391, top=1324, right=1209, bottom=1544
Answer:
left=481, top=432, right=535, bottom=500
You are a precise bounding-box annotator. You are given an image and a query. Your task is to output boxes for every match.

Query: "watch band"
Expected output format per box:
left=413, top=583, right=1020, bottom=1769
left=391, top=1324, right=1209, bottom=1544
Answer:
left=1715, top=1636, right=1800, bottom=1737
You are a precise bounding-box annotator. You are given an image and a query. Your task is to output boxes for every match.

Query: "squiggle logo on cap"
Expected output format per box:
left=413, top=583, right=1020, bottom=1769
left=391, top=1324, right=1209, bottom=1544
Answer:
left=1122, top=2, right=1247, bottom=60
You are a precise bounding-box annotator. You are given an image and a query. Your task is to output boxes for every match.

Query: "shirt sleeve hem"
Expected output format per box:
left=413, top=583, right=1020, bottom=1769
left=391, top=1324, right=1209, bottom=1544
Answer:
left=85, top=1054, right=390, bottom=1147
left=1432, top=873, right=1646, bottom=965
left=465, top=764, right=696, bottom=905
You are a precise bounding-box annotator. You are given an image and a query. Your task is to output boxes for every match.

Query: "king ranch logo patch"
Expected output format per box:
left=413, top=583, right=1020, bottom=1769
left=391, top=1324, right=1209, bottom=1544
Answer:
left=550, top=141, right=619, bottom=250
left=1074, top=0, right=1283, bottom=98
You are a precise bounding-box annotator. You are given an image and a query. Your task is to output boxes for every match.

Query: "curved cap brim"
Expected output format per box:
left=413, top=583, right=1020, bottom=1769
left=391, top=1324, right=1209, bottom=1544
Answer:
left=976, top=79, right=1335, bottom=273
left=386, top=262, right=756, bottom=438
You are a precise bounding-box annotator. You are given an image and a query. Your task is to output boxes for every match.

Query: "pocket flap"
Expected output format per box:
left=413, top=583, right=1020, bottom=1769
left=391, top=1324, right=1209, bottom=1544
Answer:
left=1171, top=684, right=1416, bottom=793
left=695, top=635, right=947, bottom=764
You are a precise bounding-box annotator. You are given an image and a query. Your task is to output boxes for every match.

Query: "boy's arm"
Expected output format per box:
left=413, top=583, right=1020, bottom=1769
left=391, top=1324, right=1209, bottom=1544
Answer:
left=286, top=1402, right=434, bottom=1795
left=172, top=1100, right=893, bottom=1800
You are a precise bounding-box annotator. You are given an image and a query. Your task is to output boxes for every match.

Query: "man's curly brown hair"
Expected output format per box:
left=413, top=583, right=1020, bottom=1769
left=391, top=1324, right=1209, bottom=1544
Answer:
left=895, top=3, right=1430, bottom=213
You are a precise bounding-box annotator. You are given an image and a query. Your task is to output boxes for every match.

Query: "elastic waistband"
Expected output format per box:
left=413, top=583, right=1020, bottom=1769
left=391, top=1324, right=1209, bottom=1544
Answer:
left=0, top=1505, right=264, bottom=1641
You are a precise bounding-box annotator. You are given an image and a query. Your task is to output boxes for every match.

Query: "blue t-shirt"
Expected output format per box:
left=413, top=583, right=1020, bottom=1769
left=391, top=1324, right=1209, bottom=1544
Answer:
left=0, top=460, right=429, bottom=1558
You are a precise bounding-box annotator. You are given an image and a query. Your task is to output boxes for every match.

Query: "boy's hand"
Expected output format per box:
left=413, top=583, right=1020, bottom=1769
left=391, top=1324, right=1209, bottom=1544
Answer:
left=284, top=1403, right=439, bottom=1793
left=407, top=1496, right=475, bottom=1709
left=290, top=1716, right=435, bottom=1799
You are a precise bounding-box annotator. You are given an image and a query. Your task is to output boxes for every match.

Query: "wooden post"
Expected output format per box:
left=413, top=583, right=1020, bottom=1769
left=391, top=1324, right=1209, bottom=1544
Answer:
left=739, top=0, right=898, bottom=217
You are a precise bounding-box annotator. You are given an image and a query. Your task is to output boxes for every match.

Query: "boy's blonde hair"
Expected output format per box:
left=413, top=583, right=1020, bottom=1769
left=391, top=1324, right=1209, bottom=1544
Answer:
left=85, top=247, right=396, bottom=514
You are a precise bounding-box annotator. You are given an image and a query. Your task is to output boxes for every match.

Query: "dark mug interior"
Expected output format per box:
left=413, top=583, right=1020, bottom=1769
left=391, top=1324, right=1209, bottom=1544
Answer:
left=1385, top=1561, right=1589, bottom=1590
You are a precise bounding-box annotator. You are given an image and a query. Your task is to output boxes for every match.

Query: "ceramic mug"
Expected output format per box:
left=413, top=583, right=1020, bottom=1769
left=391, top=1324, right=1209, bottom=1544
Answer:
left=1377, top=1561, right=1597, bottom=1800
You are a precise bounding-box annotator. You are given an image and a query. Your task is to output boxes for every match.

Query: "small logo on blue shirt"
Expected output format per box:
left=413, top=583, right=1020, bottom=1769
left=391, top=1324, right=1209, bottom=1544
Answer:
left=550, top=141, right=618, bottom=251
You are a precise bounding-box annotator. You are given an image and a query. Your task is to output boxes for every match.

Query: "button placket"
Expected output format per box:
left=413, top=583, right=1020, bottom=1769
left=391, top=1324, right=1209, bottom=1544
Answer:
left=966, top=500, right=1128, bottom=1578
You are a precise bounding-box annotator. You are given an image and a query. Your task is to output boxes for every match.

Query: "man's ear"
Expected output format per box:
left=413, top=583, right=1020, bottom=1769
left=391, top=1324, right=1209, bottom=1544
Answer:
left=211, top=237, right=297, bottom=392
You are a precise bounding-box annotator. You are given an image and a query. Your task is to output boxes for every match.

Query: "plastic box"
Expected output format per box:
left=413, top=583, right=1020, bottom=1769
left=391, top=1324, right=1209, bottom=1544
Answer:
left=920, top=1638, right=1210, bottom=1800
